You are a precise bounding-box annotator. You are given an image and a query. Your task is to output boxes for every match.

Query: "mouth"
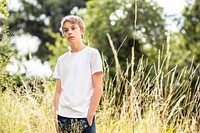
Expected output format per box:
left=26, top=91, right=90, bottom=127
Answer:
left=68, top=36, right=74, bottom=40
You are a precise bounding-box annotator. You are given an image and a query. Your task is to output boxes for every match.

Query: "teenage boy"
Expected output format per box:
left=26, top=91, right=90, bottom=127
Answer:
left=53, top=15, right=103, bottom=133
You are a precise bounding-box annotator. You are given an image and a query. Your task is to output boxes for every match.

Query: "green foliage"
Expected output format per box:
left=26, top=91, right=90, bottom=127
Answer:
left=0, top=0, right=9, bottom=40
left=0, top=0, right=16, bottom=92
left=8, top=0, right=87, bottom=61
left=46, top=30, right=68, bottom=68
left=0, top=0, right=9, bottom=18
left=170, top=32, right=188, bottom=67
left=182, top=0, right=200, bottom=64
left=167, top=0, right=200, bottom=85
left=85, top=0, right=166, bottom=73
left=0, top=41, right=14, bottom=91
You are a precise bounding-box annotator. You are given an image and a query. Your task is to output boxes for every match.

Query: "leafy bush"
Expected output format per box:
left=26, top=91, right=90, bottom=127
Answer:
left=0, top=0, right=16, bottom=92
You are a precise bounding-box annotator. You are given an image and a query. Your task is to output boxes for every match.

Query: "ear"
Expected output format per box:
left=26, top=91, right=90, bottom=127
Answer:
left=81, top=29, right=85, bottom=38
left=81, top=28, right=85, bottom=34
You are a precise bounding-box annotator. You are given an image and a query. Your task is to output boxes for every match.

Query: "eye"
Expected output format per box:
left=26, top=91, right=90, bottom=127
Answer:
left=63, top=29, right=68, bottom=32
left=72, top=27, right=76, bottom=30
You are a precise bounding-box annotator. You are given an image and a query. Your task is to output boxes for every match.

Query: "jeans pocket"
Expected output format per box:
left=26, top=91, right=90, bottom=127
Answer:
left=81, top=118, right=90, bottom=127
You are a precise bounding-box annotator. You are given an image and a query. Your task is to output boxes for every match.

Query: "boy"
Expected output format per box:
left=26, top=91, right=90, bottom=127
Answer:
left=53, top=15, right=103, bottom=133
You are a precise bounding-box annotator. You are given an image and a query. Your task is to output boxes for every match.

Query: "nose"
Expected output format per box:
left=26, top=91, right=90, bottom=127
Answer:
left=67, top=31, right=72, bottom=36
left=68, top=29, right=72, bottom=34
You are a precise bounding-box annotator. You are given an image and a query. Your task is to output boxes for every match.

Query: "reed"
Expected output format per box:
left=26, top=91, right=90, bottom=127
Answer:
left=0, top=37, right=199, bottom=132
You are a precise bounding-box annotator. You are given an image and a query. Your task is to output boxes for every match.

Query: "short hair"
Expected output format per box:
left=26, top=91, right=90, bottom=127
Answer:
left=61, top=15, right=85, bottom=36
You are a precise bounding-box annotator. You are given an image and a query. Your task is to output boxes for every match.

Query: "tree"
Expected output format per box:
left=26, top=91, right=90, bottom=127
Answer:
left=8, top=0, right=88, bottom=61
left=85, top=0, right=166, bottom=73
left=181, top=0, right=200, bottom=66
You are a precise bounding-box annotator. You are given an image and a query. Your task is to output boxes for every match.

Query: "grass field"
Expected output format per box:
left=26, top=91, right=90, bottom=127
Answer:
left=0, top=51, right=199, bottom=133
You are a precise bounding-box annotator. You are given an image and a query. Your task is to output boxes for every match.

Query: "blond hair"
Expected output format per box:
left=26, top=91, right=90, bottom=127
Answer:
left=61, top=15, right=85, bottom=36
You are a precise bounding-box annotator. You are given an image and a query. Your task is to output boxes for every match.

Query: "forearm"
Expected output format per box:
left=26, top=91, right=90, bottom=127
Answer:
left=88, top=72, right=103, bottom=116
left=88, top=87, right=103, bottom=115
left=53, top=80, right=61, bottom=127
left=54, top=79, right=62, bottom=114
left=54, top=92, right=61, bottom=112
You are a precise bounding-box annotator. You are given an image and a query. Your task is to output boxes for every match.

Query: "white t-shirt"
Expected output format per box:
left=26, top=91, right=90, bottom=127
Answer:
left=53, top=46, right=102, bottom=118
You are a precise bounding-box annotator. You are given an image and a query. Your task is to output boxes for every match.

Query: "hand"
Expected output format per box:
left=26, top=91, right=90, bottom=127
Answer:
left=54, top=109, right=58, bottom=122
left=87, top=111, right=94, bottom=126
left=54, top=110, right=59, bottom=131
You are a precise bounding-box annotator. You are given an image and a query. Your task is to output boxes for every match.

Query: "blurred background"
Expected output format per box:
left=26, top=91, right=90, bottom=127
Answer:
left=1, top=0, right=200, bottom=79
left=0, top=0, right=199, bottom=132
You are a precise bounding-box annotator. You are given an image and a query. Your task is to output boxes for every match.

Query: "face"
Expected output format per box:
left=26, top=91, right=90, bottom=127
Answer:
left=62, top=21, right=85, bottom=44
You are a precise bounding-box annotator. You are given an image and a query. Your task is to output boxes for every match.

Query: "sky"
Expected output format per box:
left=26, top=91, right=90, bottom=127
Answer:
left=156, top=0, right=186, bottom=15
left=154, top=0, right=187, bottom=32
left=5, top=0, right=187, bottom=77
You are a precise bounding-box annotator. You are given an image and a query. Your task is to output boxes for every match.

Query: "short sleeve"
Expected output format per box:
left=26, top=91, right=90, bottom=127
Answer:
left=53, top=59, right=61, bottom=79
left=90, top=49, right=103, bottom=75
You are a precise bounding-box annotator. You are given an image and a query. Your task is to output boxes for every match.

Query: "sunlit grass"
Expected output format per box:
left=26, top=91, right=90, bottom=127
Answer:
left=0, top=41, right=199, bottom=132
left=0, top=86, right=56, bottom=133
left=1, top=58, right=199, bottom=133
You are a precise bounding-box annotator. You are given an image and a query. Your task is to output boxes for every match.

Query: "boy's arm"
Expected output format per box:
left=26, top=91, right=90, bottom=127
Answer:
left=87, top=72, right=103, bottom=126
left=54, top=79, right=62, bottom=120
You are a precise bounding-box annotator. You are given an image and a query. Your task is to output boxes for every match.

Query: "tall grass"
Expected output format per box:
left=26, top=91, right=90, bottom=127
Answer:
left=0, top=39, right=199, bottom=133
left=97, top=34, right=200, bottom=133
left=1, top=52, right=199, bottom=133
left=0, top=79, right=56, bottom=133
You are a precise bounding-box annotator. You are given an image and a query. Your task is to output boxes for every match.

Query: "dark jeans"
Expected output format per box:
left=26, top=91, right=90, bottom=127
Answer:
left=57, top=115, right=96, bottom=133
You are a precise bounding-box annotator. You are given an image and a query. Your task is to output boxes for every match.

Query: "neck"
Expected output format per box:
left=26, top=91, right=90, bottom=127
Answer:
left=70, top=42, right=86, bottom=53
